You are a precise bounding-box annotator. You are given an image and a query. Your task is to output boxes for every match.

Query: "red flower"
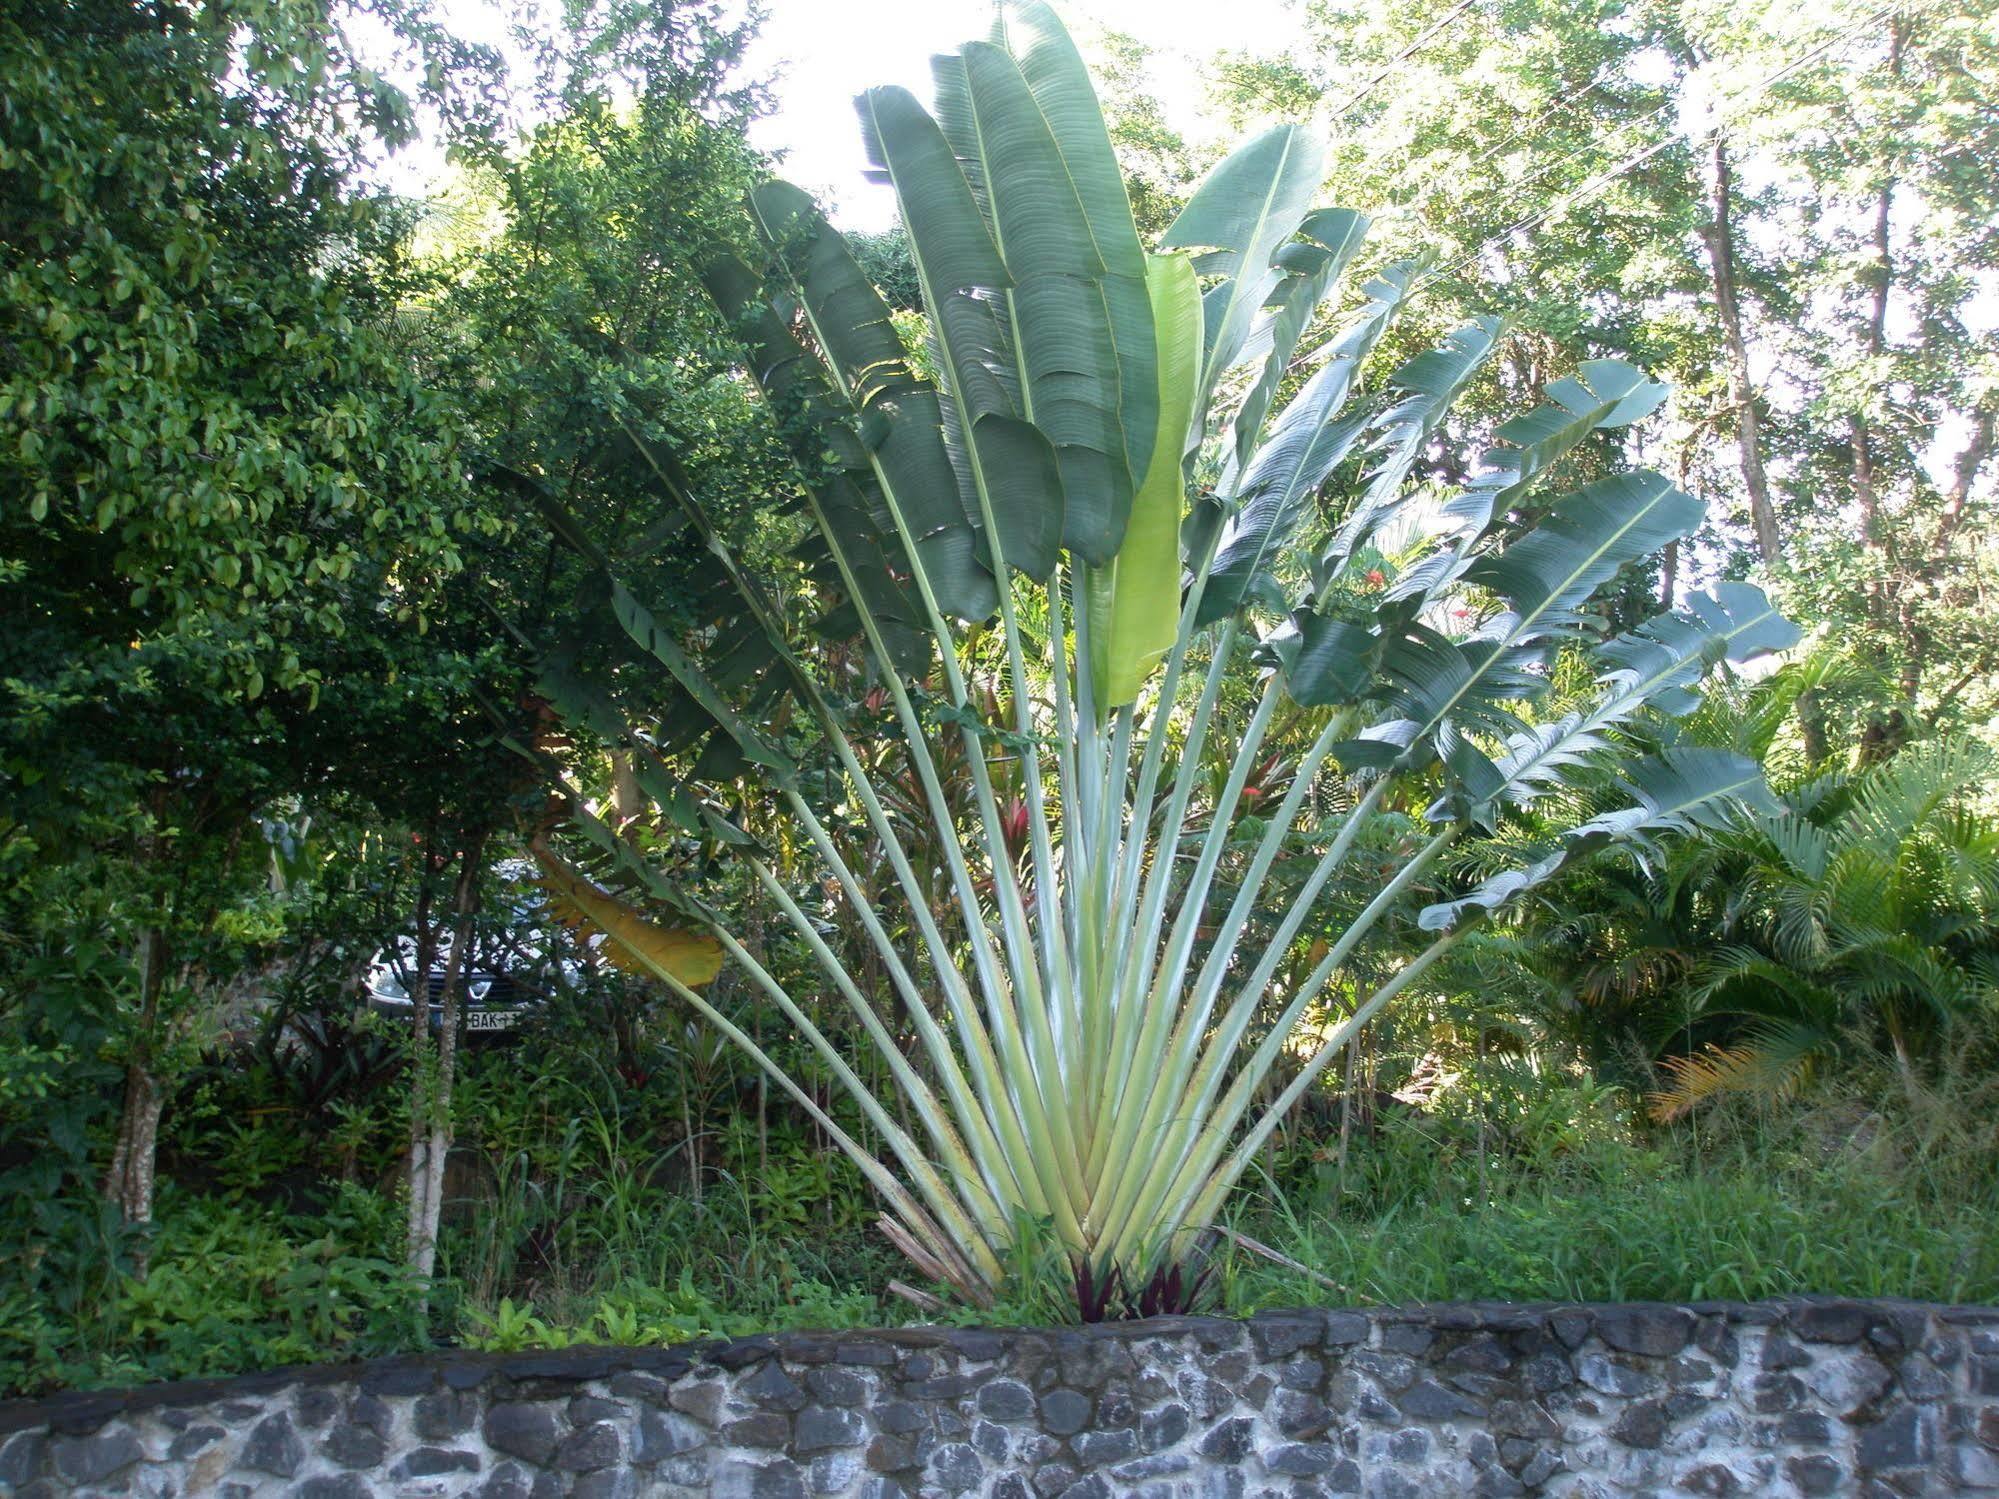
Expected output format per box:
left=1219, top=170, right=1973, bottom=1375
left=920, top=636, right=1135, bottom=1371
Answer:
left=1001, top=797, right=1031, bottom=846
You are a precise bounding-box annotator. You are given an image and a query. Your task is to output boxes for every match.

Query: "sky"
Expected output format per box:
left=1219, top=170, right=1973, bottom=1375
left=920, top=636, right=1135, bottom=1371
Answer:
left=405, top=0, right=1299, bottom=226
left=737, top=0, right=1298, bottom=228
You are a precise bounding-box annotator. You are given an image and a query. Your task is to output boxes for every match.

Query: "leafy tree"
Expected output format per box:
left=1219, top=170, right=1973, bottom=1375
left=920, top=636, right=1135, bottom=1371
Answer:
left=1209, top=0, right=1999, bottom=762
left=0, top=0, right=496, bottom=1246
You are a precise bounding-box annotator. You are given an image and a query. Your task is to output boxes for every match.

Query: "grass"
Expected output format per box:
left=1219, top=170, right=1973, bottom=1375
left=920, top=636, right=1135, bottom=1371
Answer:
left=1220, top=1063, right=1999, bottom=1312
left=8, top=1055, right=1995, bottom=1398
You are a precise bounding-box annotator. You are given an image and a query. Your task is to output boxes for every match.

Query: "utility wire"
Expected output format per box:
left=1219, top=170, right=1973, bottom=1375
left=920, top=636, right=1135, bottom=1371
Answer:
left=1324, top=0, right=1481, bottom=121
left=1415, top=5, right=1896, bottom=298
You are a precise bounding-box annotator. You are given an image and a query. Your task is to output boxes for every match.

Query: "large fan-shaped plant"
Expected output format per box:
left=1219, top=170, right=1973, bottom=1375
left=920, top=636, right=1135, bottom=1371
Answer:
left=529, top=2, right=1797, bottom=1307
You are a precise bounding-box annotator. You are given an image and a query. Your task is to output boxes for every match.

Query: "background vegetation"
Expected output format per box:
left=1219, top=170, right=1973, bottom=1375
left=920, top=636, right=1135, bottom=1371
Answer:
left=2, top=0, right=1994, bottom=1397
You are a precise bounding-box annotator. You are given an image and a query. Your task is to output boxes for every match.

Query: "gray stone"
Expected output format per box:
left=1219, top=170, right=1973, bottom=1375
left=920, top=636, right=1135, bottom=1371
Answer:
left=415, top=1390, right=478, bottom=1439
left=1271, top=1387, right=1331, bottom=1438
left=396, top=1446, right=483, bottom=1477
left=1759, top=1333, right=1811, bottom=1369
left=1575, top=1352, right=1658, bottom=1398
left=1199, top=1418, right=1256, bottom=1464
left=483, top=1403, right=561, bottom=1466
left=1781, top=1411, right=1834, bottom=1444
left=239, top=1413, right=306, bottom=1478
left=866, top=1432, right=915, bottom=1472
left=1679, top=1463, right=1741, bottom=1495
left=348, top=1393, right=392, bottom=1435
left=927, top=1441, right=984, bottom=1493
left=48, top=1427, right=142, bottom=1487
left=1791, top=1301, right=1872, bottom=1344
left=634, top=1408, right=704, bottom=1462
left=293, top=1477, right=374, bottom=1499
left=1249, top=1312, right=1323, bottom=1361
left=1324, top=1312, right=1370, bottom=1346
left=724, top=1412, right=793, bottom=1448
left=806, top=1366, right=870, bottom=1407
left=0, top=1430, right=45, bottom=1488
left=168, top=1423, right=226, bottom=1460
left=472, top=1462, right=534, bottom=1499
left=1948, top=1442, right=1999, bottom=1488
left=1141, top=1401, right=1189, bottom=1451
left=1787, top=1455, right=1844, bottom=1496
left=1040, top=1388, right=1093, bottom=1437
left=812, top=1451, right=863, bottom=1494
left=295, top=1387, right=340, bottom=1427
left=1518, top=1448, right=1563, bottom=1487
left=555, top=1422, right=622, bottom=1472
left=1857, top=1407, right=1932, bottom=1472
left=573, top=1472, right=640, bottom=1499
left=1072, top=1428, right=1137, bottom=1467
left=669, top=1379, right=726, bottom=1425
left=1400, top=1378, right=1484, bottom=1419
left=1594, top=1305, right=1694, bottom=1357
left=1350, top=1351, right=1418, bottom=1391
left=569, top=1395, right=627, bottom=1425
left=1610, top=1399, right=1669, bottom=1448
left=1264, top=1442, right=1335, bottom=1476
left=321, top=1420, right=387, bottom=1468
left=978, top=1378, right=1036, bottom=1421
left=1491, top=1399, right=1558, bottom=1439
left=742, top=1361, right=809, bottom=1412
left=1805, top=1352, right=1894, bottom=1417
left=796, top=1404, right=868, bottom=1452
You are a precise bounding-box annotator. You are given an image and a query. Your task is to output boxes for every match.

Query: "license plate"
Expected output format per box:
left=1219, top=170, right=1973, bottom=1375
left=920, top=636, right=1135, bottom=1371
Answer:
left=467, top=1009, right=518, bottom=1032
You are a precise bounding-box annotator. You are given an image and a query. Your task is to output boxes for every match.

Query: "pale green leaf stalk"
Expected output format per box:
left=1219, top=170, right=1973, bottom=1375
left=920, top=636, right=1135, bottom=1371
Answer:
left=542, top=1, right=1800, bottom=1311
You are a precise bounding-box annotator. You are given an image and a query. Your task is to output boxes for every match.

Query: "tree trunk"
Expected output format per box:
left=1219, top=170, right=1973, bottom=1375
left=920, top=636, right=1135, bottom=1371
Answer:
left=1700, top=136, right=1781, bottom=565
left=407, top=832, right=487, bottom=1286
left=103, top=923, right=168, bottom=1271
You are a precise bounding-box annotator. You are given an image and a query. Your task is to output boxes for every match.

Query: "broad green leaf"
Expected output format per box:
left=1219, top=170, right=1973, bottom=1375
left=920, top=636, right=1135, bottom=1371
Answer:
left=1419, top=749, right=1777, bottom=931
left=1089, top=253, right=1202, bottom=706
left=1161, top=124, right=1324, bottom=436
left=971, top=412, right=1064, bottom=579
left=1327, top=315, right=1502, bottom=567
left=1231, top=207, right=1370, bottom=468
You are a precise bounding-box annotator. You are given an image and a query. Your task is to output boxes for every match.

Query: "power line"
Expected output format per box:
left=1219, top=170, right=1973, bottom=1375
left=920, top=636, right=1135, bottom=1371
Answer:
left=1325, top=0, right=1480, bottom=121
left=1415, top=5, right=1897, bottom=299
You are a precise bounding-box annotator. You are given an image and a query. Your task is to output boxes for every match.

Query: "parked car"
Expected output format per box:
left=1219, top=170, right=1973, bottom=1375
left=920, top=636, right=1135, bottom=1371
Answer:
left=363, top=936, right=543, bottom=1036
left=363, top=864, right=592, bottom=1038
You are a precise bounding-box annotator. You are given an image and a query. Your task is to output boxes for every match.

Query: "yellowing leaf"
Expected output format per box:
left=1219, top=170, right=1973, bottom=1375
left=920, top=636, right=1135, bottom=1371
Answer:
left=530, top=845, right=723, bottom=987
left=1087, top=254, right=1203, bottom=708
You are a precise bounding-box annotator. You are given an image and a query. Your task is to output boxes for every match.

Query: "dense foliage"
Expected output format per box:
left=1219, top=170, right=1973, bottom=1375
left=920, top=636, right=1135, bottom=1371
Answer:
left=0, top=0, right=1993, bottom=1396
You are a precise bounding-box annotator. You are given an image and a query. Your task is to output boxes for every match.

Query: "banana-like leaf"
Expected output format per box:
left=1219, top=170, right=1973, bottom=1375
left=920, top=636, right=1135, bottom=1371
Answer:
left=1088, top=253, right=1203, bottom=707
left=1473, top=357, right=1669, bottom=520
left=1431, top=582, right=1799, bottom=824
left=703, top=247, right=996, bottom=628
left=532, top=845, right=725, bottom=986
left=1419, top=748, right=1778, bottom=930
left=1327, top=316, right=1502, bottom=568
left=1230, top=207, right=1370, bottom=470
left=971, top=413, right=1066, bottom=580
left=1347, top=469, right=1705, bottom=771
left=961, top=41, right=1134, bottom=561
left=994, top=3, right=1158, bottom=495
left=1465, top=470, right=1702, bottom=637
left=1161, top=124, right=1325, bottom=440
left=1194, top=261, right=1417, bottom=629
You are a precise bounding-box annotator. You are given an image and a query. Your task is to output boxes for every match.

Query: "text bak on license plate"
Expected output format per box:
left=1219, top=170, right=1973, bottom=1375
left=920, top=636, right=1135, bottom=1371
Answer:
left=467, top=1009, right=518, bottom=1031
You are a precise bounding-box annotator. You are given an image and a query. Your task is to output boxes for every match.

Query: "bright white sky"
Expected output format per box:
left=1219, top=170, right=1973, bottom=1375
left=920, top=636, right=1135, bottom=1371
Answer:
left=738, top=0, right=1298, bottom=228
left=409, top=0, right=1300, bottom=226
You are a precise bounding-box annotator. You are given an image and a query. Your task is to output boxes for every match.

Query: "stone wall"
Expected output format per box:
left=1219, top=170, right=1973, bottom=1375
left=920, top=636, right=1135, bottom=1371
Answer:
left=2, top=1299, right=1996, bottom=1498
